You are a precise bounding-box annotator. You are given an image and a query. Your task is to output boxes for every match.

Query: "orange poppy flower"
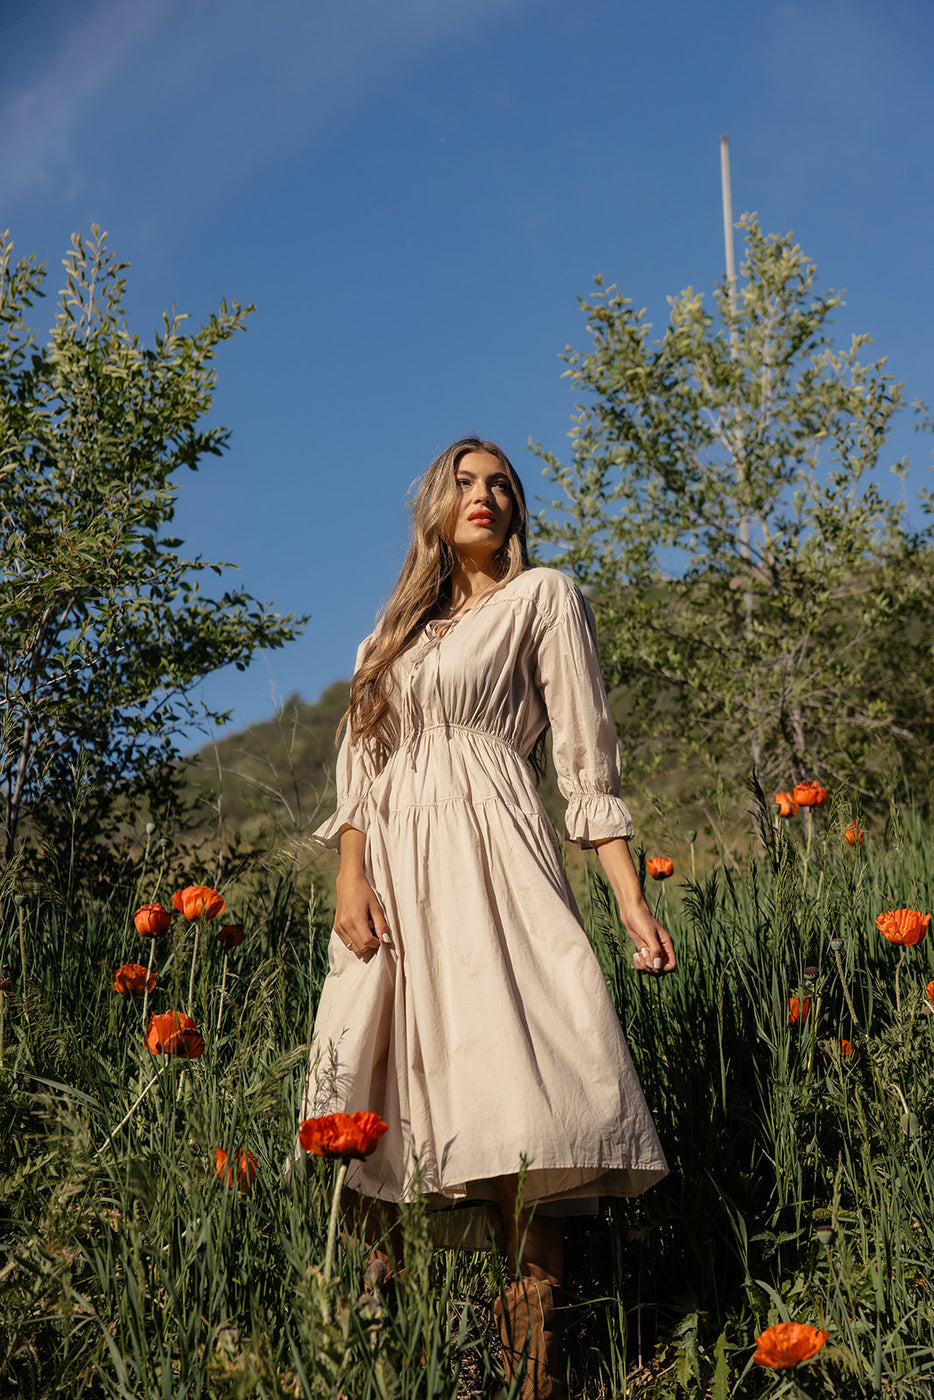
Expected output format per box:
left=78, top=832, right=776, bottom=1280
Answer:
left=874, top=909, right=931, bottom=947
left=298, top=1110, right=389, bottom=1161
left=114, top=963, right=157, bottom=996
left=146, top=1010, right=205, bottom=1058
left=840, top=1039, right=854, bottom=1056
left=646, top=857, right=674, bottom=881
left=215, top=1147, right=257, bottom=1191
left=217, top=924, right=245, bottom=948
left=792, top=781, right=828, bottom=808
left=784, top=997, right=810, bottom=1025
left=172, top=885, right=225, bottom=921
left=843, top=822, right=863, bottom=845
left=926, top=981, right=934, bottom=1005
left=774, top=792, right=799, bottom=818
left=753, top=1322, right=828, bottom=1369
left=134, top=903, right=172, bottom=937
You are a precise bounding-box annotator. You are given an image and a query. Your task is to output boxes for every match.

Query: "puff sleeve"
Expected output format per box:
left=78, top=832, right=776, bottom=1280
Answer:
left=534, top=578, right=634, bottom=846
left=311, top=636, right=386, bottom=849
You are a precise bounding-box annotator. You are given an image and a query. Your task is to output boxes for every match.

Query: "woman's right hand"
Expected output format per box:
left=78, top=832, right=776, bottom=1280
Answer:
left=335, top=828, right=390, bottom=959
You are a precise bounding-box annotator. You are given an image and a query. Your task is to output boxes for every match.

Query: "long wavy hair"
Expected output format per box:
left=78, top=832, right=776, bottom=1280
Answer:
left=344, top=437, right=530, bottom=755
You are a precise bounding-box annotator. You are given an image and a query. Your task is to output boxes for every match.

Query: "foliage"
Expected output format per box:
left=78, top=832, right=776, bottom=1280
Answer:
left=532, top=216, right=934, bottom=800
left=585, top=790, right=934, bottom=1397
left=0, top=227, right=304, bottom=883
left=2, top=801, right=934, bottom=1396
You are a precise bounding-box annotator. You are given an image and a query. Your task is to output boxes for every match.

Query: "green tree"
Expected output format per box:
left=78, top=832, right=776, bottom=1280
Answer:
left=0, top=227, right=304, bottom=880
left=533, top=216, right=934, bottom=799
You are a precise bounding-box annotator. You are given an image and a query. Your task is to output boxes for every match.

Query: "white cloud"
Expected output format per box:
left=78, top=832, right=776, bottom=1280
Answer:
left=0, top=0, right=184, bottom=206
left=0, top=0, right=527, bottom=212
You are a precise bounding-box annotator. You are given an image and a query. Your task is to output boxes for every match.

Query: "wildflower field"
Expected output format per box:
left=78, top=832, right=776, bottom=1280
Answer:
left=2, top=788, right=934, bottom=1399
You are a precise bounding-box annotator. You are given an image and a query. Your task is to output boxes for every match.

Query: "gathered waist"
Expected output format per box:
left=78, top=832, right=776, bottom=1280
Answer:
left=377, top=721, right=544, bottom=820
left=389, top=722, right=525, bottom=763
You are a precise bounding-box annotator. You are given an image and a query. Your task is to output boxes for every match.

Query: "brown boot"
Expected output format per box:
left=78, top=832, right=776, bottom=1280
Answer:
left=493, top=1278, right=568, bottom=1399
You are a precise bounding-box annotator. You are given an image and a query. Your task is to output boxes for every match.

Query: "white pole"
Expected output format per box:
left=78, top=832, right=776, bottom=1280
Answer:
left=720, top=134, right=737, bottom=292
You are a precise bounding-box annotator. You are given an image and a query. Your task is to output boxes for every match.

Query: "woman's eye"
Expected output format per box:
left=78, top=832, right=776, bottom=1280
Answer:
left=455, top=476, right=510, bottom=493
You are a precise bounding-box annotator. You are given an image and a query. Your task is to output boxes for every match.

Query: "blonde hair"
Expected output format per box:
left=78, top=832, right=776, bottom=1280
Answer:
left=345, top=437, right=529, bottom=753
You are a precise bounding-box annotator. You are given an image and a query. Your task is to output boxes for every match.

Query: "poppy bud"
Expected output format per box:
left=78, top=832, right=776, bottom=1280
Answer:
left=114, top=963, right=157, bottom=996
left=215, top=1147, right=257, bottom=1191
left=172, top=886, right=225, bottom=921
left=753, top=1321, right=828, bottom=1369
left=298, top=1110, right=389, bottom=1160
left=134, top=903, right=172, bottom=938
left=146, top=1011, right=205, bottom=1058
left=784, top=996, right=810, bottom=1025
left=793, top=781, right=828, bottom=808
left=875, top=909, right=930, bottom=947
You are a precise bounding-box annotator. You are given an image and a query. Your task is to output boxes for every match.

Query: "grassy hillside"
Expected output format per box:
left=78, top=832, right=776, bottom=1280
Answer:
left=181, top=681, right=351, bottom=853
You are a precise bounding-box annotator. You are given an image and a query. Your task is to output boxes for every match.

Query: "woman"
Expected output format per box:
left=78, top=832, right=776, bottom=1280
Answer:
left=303, top=437, right=675, bottom=1398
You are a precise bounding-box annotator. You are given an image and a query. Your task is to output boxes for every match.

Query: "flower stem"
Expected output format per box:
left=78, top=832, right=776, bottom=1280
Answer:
left=18, top=904, right=29, bottom=1027
left=322, top=1158, right=349, bottom=1323
left=187, top=917, right=202, bottom=1014
left=832, top=945, right=862, bottom=1033
left=95, top=1064, right=169, bottom=1157
left=802, top=809, right=814, bottom=874
left=216, top=952, right=229, bottom=1037
left=895, top=945, right=905, bottom=1016
left=142, top=938, right=156, bottom=1030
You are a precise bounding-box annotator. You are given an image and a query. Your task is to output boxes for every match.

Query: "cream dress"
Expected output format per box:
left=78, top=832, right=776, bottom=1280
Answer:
left=304, top=567, right=667, bottom=1211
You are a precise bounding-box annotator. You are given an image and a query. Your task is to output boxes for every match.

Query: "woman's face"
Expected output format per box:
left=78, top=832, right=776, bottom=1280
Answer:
left=449, top=451, right=514, bottom=562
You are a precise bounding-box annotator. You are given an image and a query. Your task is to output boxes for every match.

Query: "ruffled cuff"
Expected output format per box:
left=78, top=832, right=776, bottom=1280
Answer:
left=564, top=792, right=635, bottom=847
left=311, top=796, right=369, bottom=850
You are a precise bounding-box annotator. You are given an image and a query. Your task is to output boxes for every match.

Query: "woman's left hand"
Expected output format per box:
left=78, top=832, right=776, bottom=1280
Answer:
left=592, top=836, right=677, bottom=975
left=619, top=904, right=677, bottom=975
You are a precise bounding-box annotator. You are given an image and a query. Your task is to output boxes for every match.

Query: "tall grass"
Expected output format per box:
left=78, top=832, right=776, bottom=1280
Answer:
left=2, top=793, right=933, bottom=1397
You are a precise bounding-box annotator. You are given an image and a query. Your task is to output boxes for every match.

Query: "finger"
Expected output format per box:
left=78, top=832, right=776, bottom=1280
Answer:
left=368, top=902, right=392, bottom=945
left=353, top=922, right=380, bottom=954
left=336, top=918, right=379, bottom=957
left=633, top=942, right=668, bottom=975
left=656, top=931, right=677, bottom=972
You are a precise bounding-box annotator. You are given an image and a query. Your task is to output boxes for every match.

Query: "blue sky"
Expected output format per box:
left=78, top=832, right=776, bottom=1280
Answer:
left=4, top=0, right=932, bottom=743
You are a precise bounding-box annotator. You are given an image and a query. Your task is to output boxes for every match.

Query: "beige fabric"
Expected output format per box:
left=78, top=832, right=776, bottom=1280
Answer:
left=303, top=567, right=667, bottom=1207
